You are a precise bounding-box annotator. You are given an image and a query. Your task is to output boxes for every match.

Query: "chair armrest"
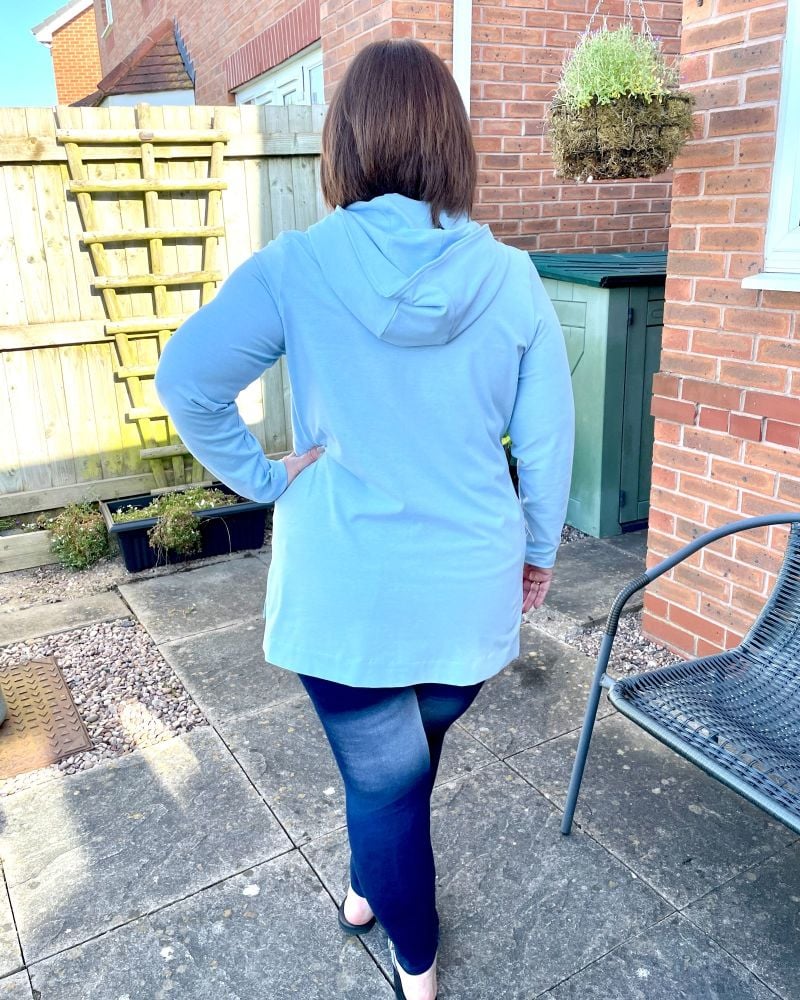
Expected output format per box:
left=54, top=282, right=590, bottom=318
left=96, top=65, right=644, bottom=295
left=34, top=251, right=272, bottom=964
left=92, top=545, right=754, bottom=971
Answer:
left=603, top=512, right=800, bottom=636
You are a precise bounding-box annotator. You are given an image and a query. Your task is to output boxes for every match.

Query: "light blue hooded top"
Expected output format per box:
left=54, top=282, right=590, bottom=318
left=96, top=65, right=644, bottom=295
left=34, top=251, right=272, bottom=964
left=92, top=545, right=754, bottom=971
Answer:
left=155, top=193, right=574, bottom=688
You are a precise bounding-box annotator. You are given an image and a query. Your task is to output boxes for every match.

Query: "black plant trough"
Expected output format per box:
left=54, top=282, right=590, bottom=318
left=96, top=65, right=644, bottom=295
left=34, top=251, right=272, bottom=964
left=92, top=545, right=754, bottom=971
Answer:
left=100, top=486, right=271, bottom=573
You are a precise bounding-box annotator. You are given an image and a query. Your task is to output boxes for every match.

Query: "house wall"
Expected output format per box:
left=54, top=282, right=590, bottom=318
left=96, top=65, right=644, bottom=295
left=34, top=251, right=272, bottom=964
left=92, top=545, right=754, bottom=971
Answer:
left=644, top=0, right=798, bottom=658
left=324, top=0, right=683, bottom=250
left=51, top=5, right=103, bottom=104
left=93, top=0, right=319, bottom=104
left=94, top=0, right=681, bottom=250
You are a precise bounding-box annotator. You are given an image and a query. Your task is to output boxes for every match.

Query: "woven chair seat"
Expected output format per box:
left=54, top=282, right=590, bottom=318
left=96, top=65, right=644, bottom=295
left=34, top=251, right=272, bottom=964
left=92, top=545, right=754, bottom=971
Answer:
left=608, top=522, right=800, bottom=833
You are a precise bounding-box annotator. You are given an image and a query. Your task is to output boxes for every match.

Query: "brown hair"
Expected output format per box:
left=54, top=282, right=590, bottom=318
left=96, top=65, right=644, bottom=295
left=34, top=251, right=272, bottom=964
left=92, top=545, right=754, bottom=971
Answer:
left=320, top=39, right=477, bottom=227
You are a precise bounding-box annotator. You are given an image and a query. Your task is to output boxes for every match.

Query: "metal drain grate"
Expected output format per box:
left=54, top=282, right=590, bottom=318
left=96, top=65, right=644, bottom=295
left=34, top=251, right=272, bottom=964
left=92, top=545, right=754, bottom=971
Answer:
left=0, top=656, right=92, bottom=779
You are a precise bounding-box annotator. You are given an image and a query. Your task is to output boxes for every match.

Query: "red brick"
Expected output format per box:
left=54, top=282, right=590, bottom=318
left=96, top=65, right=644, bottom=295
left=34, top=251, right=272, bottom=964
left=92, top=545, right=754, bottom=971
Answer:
left=711, top=459, right=775, bottom=494
left=693, top=279, right=758, bottom=308
left=749, top=6, right=787, bottom=37
left=699, top=227, right=763, bottom=254
left=681, top=379, right=741, bottom=410
left=765, top=421, right=800, bottom=448
left=673, top=562, right=731, bottom=603
left=743, top=391, right=800, bottom=424
left=734, top=539, right=783, bottom=576
left=704, top=168, right=772, bottom=195
left=683, top=428, right=742, bottom=460
left=744, top=72, right=782, bottom=104
left=755, top=339, right=800, bottom=367
left=680, top=472, right=738, bottom=509
left=726, top=309, right=791, bottom=338
left=697, top=406, right=729, bottom=432
left=653, top=441, right=708, bottom=475
left=661, top=349, right=717, bottom=379
left=652, top=372, right=681, bottom=399
left=707, top=107, right=775, bottom=138
left=665, top=302, right=721, bottom=329
left=692, top=330, right=755, bottom=361
left=719, top=362, right=786, bottom=391
left=744, top=443, right=800, bottom=479
left=703, top=551, right=767, bottom=592
left=650, top=486, right=705, bottom=522
left=728, top=413, right=763, bottom=442
left=667, top=251, right=726, bottom=278
left=670, top=605, right=726, bottom=647
left=712, top=39, right=783, bottom=77
left=682, top=16, right=746, bottom=53
left=670, top=198, right=731, bottom=225
left=641, top=613, right=695, bottom=658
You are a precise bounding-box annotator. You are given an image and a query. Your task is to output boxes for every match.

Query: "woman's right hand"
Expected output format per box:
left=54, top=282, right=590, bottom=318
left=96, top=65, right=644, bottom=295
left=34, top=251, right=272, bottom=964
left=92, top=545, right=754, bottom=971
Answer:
left=281, top=446, right=325, bottom=486
left=522, top=563, right=553, bottom=613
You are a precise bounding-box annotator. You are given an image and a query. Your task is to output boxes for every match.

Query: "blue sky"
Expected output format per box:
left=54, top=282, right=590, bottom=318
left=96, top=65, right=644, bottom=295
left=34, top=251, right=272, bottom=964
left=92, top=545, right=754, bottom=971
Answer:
left=1, top=1, right=63, bottom=106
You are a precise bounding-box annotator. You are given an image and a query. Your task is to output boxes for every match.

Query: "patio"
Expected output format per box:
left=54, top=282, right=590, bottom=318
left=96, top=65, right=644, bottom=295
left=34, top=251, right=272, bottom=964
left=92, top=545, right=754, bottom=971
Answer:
left=0, top=537, right=796, bottom=999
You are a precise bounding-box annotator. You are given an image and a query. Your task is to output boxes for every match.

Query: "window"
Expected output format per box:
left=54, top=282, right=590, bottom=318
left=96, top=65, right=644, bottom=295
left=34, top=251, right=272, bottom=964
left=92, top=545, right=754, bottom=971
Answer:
left=234, top=44, right=324, bottom=107
left=743, top=3, right=800, bottom=290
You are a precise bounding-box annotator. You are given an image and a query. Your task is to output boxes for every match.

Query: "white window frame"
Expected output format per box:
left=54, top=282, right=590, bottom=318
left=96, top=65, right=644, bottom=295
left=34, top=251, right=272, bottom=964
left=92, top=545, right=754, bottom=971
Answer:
left=743, top=2, right=800, bottom=290
left=234, top=43, right=323, bottom=107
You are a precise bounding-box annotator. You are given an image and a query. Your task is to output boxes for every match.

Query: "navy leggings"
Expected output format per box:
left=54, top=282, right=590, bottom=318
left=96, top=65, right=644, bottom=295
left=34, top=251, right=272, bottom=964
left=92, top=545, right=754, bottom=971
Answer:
left=297, top=673, right=484, bottom=974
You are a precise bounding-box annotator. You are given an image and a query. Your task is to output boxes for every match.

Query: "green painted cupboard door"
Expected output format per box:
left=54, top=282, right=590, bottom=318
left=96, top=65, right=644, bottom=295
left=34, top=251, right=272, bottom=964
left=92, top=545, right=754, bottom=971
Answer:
left=619, top=285, right=664, bottom=525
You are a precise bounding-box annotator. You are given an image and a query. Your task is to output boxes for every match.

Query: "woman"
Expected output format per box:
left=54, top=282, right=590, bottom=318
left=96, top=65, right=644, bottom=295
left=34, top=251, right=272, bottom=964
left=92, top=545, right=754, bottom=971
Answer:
left=155, top=38, right=574, bottom=1000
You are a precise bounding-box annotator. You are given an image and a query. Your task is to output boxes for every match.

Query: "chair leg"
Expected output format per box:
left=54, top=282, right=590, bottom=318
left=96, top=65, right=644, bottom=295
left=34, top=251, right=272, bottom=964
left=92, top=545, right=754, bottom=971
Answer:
left=561, top=632, right=614, bottom=835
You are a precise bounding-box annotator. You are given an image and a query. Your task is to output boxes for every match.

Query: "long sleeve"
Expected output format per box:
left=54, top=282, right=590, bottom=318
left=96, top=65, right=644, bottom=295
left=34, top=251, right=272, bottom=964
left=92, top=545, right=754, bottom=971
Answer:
left=508, top=265, right=575, bottom=568
left=154, top=253, right=289, bottom=503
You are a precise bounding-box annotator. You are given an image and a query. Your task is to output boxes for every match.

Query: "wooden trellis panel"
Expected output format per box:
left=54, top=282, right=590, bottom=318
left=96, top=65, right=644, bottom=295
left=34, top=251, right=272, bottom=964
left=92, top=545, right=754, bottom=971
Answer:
left=0, top=104, right=325, bottom=517
left=56, top=105, right=227, bottom=491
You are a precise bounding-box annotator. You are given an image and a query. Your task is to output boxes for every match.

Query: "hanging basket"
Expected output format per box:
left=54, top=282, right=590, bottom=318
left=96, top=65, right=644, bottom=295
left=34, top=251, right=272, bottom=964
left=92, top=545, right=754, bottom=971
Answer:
left=548, top=8, right=695, bottom=183
left=549, top=91, right=694, bottom=182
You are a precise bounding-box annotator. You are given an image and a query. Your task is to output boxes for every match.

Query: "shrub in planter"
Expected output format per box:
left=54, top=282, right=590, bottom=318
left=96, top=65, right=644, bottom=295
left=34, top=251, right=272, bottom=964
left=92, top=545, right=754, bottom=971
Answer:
left=549, top=25, right=694, bottom=182
left=102, top=485, right=271, bottom=572
left=49, top=502, right=110, bottom=570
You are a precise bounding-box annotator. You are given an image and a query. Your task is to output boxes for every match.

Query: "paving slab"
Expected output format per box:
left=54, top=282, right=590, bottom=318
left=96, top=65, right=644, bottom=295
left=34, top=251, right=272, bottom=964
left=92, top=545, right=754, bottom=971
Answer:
left=219, top=695, right=497, bottom=844
left=119, top=556, right=268, bottom=643
left=529, top=537, right=645, bottom=634
left=0, top=869, right=21, bottom=979
left=0, top=726, right=291, bottom=962
left=685, top=843, right=800, bottom=1000
left=0, top=973, right=32, bottom=999
left=161, top=617, right=302, bottom=724
left=458, top=626, right=613, bottom=758
left=304, top=762, right=671, bottom=999
left=543, top=912, right=779, bottom=999
left=598, top=529, right=649, bottom=562
left=0, top=593, right=128, bottom=646
left=510, top=713, right=794, bottom=909
left=29, top=851, right=391, bottom=999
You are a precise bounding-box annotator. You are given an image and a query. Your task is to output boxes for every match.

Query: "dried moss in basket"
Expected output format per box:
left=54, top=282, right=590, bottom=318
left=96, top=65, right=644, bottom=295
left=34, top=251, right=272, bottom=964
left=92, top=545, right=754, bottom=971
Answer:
left=549, top=25, right=694, bottom=182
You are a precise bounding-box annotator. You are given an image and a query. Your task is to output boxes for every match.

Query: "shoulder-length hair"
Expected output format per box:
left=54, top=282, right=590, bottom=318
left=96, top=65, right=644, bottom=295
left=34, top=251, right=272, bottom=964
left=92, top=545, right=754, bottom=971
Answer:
left=320, top=39, right=477, bottom=227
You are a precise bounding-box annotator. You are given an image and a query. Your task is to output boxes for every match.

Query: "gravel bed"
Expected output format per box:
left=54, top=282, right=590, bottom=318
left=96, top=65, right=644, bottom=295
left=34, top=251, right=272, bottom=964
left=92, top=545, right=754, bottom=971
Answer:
left=0, top=618, right=207, bottom=797
left=0, top=534, right=271, bottom=614
left=560, top=524, right=589, bottom=545
left=564, top=610, right=679, bottom=676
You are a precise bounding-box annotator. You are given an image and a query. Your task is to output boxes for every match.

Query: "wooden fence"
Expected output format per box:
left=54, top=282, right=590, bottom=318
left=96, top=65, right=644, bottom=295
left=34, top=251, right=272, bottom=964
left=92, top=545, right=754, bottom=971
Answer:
left=0, top=103, right=325, bottom=516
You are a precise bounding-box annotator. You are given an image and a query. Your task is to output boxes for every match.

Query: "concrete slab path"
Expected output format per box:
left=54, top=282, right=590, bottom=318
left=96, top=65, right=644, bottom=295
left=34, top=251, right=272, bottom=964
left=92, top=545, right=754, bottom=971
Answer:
left=1, top=537, right=795, bottom=998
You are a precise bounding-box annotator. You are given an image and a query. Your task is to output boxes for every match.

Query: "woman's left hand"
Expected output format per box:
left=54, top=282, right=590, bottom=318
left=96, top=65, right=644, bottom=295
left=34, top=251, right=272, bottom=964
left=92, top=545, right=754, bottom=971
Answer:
left=522, top=563, right=553, bottom=613
left=282, top=446, right=325, bottom=486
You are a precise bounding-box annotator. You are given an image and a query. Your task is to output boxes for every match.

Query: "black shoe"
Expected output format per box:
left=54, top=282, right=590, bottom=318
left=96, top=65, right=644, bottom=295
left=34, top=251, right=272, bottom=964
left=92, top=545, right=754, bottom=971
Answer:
left=337, top=897, right=376, bottom=935
left=388, top=940, right=438, bottom=1000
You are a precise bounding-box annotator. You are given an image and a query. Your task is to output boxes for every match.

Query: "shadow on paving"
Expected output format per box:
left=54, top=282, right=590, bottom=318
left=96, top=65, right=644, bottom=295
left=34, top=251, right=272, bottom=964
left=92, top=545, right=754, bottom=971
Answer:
left=0, top=539, right=796, bottom=998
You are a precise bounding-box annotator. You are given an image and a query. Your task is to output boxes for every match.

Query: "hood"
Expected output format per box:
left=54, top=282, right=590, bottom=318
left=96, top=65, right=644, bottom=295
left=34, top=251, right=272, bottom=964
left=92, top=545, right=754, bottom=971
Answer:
left=306, top=193, right=510, bottom=347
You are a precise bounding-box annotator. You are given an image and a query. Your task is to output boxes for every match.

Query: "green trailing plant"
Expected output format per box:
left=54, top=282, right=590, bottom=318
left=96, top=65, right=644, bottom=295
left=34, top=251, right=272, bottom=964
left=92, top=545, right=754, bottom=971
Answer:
left=49, top=503, right=110, bottom=570
left=549, top=24, right=694, bottom=182
left=111, top=487, right=237, bottom=557
left=556, top=25, right=677, bottom=109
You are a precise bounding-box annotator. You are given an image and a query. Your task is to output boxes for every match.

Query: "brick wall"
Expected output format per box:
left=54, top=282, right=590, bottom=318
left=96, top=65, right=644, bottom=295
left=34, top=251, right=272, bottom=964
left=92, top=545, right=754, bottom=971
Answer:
left=95, top=0, right=680, bottom=249
left=51, top=6, right=103, bottom=105
left=323, top=0, right=683, bottom=250
left=644, top=0, right=798, bottom=658
left=93, top=0, right=319, bottom=104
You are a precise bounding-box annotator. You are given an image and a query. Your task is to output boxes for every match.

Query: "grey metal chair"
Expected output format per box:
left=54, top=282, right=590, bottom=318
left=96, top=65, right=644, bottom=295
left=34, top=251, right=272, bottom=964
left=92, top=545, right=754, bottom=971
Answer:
left=562, top=512, right=800, bottom=837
